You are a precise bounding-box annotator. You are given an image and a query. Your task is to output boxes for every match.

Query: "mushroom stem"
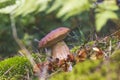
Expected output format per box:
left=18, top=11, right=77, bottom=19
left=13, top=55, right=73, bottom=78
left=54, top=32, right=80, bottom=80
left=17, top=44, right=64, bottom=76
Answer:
left=51, top=41, right=70, bottom=60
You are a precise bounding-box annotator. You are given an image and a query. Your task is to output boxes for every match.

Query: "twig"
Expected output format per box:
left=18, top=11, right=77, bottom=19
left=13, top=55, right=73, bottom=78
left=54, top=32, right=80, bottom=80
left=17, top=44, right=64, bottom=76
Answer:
left=10, top=13, right=36, bottom=67
left=26, top=68, right=30, bottom=80
left=47, top=69, right=61, bottom=78
left=10, top=14, right=42, bottom=80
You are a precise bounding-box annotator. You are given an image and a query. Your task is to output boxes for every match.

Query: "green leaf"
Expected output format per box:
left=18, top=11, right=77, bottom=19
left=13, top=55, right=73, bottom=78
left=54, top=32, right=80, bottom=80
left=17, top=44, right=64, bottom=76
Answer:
left=13, top=0, right=51, bottom=16
left=0, top=5, right=16, bottom=14
left=95, top=11, right=118, bottom=31
left=57, top=0, right=90, bottom=19
left=96, top=0, right=118, bottom=11
left=47, top=0, right=64, bottom=13
left=0, top=0, right=17, bottom=14
left=13, top=0, right=38, bottom=16
left=0, top=0, right=16, bottom=8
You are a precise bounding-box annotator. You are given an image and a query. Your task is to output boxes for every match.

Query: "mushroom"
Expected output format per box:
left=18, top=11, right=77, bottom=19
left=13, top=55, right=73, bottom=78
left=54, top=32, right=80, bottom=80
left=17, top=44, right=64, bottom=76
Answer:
left=39, top=27, right=70, bottom=60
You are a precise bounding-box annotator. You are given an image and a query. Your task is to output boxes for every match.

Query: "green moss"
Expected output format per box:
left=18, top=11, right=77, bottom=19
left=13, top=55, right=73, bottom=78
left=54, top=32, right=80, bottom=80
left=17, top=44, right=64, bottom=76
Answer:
left=50, top=58, right=119, bottom=80
left=50, top=60, right=100, bottom=80
left=0, top=56, right=32, bottom=79
left=111, top=50, right=120, bottom=62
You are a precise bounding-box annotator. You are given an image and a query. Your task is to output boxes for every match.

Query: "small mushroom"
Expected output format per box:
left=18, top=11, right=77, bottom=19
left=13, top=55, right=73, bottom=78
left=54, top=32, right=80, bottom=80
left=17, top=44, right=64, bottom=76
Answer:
left=39, top=27, right=71, bottom=60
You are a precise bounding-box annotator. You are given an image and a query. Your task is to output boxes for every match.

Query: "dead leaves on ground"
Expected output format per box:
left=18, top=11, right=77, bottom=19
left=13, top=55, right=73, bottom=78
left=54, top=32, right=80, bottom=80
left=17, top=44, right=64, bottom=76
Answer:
left=33, top=46, right=104, bottom=77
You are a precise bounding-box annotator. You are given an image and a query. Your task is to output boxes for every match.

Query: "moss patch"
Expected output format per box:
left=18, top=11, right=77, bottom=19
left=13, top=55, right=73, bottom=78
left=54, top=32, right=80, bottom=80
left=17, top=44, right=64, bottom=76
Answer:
left=0, top=56, right=32, bottom=80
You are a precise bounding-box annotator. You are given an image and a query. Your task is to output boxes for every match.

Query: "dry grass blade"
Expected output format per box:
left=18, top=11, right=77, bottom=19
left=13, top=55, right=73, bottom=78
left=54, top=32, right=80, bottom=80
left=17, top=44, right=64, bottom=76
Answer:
left=2, top=65, right=15, bottom=75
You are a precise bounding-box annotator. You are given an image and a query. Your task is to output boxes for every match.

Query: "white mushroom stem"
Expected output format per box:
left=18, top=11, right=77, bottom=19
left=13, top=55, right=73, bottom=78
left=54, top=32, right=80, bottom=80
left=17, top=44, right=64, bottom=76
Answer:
left=51, top=41, right=70, bottom=60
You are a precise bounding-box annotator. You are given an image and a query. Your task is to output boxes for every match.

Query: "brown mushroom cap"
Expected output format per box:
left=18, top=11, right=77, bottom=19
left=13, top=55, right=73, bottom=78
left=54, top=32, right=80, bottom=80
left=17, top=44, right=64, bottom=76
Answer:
left=39, top=27, right=70, bottom=48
